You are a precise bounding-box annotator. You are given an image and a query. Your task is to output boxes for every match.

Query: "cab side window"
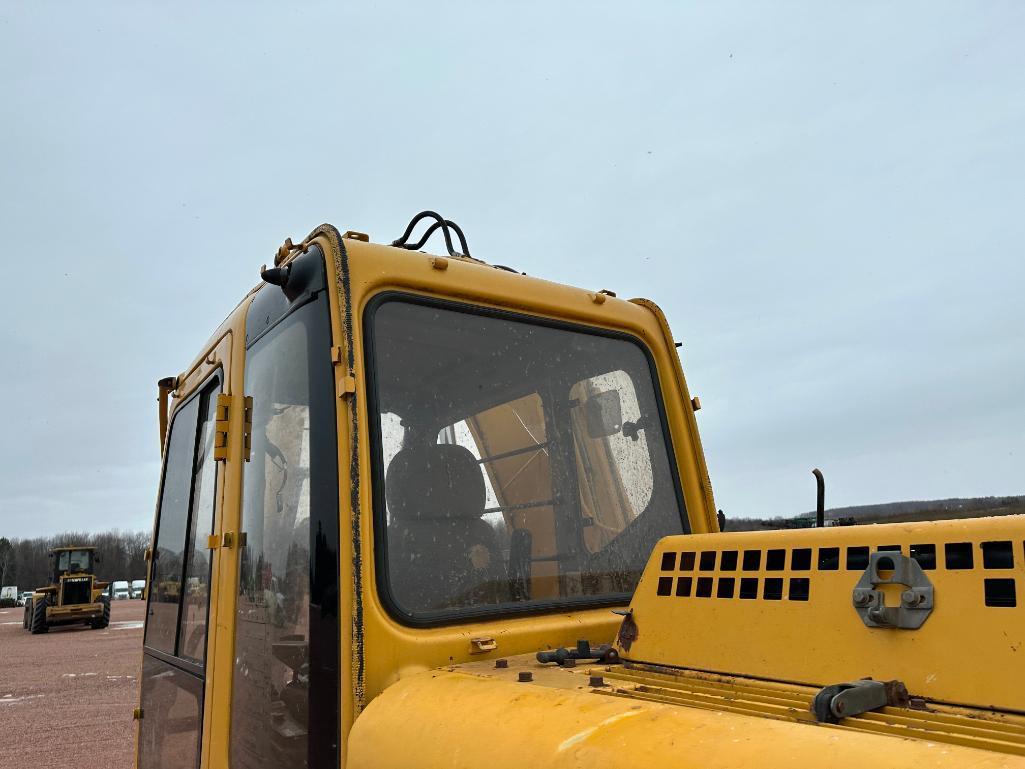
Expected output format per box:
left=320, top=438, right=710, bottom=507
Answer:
left=145, top=395, right=199, bottom=653
left=139, top=377, right=220, bottom=769
left=145, top=380, right=220, bottom=658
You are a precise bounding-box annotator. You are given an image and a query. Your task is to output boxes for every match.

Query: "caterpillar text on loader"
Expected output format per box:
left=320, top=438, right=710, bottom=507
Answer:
left=24, top=546, right=111, bottom=633
left=138, top=213, right=1024, bottom=769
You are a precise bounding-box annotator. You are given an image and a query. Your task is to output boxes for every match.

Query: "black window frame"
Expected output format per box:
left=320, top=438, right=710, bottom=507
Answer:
left=142, top=370, right=223, bottom=679
left=363, top=290, right=689, bottom=628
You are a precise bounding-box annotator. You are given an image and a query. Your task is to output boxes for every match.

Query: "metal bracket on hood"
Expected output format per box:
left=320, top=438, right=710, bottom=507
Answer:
left=852, top=551, right=934, bottom=630
left=812, top=679, right=909, bottom=723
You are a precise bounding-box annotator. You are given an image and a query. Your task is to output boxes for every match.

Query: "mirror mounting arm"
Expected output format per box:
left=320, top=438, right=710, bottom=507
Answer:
left=157, top=376, right=179, bottom=453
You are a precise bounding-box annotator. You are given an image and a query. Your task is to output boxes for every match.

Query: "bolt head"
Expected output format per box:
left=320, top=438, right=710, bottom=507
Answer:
left=495, top=659, right=508, bottom=669
left=518, top=671, right=533, bottom=683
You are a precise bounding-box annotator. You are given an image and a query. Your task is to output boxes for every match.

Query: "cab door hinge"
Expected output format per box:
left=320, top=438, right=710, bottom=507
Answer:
left=331, top=346, right=356, bottom=399
left=213, top=393, right=254, bottom=462
left=337, top=374, right=357, bottom=399
left=214, top=394, right=231, bottom=461
left=242, top=395, right=253, bottom=462
left=207, top=531, right=239, bottom=549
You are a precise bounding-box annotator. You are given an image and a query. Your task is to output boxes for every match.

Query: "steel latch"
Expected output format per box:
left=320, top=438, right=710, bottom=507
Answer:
left=470, top=637, right=497, bottom=654
left=812, top=679, right=909, bottom=723
left=852, top=552, right=934, bottom=629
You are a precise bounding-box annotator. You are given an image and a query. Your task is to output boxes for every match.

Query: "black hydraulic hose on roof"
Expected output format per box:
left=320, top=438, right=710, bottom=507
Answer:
left=391, top=210, right=472, bottom=257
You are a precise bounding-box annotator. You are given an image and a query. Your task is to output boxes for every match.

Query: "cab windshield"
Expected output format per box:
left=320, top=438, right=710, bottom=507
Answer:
left=367, top=296, right=687, bottom=622
left=57, top=549, right=92, bottom=573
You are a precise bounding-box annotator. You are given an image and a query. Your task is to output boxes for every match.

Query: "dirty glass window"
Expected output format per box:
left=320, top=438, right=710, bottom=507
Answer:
left=178, top=388, right=219, bottom=664
left=139, top=376, right=220, bottom=769
left=137, top=656, right=203, bottom=769
left=231, top=292, right=339, bottom=769
left=570, top=370, right=655, bottom=554
left=368, top=298, right=686, bottom=622
left=145, top=395, right=200, bottom=654
left=144, top=381, right=220, bottom=660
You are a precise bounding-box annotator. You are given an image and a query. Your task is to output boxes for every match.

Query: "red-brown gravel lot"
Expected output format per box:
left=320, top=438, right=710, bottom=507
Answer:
left=0, top=600, right=144, bottom=769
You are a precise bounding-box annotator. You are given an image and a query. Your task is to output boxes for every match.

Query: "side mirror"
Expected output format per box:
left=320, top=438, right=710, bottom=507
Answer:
left=583, top=390, right=623, bottom=439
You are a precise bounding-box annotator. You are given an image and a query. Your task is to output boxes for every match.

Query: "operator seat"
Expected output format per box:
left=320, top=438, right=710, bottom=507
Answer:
left=385, top=444, right=507, bottom=612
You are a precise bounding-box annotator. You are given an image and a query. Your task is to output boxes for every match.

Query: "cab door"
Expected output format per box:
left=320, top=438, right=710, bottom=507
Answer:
left=138, top=332, right=234, bottom=769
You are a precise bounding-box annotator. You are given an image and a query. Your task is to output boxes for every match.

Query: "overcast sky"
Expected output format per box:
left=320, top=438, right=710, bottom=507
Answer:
left=1, top=3, right=1022, bottom=539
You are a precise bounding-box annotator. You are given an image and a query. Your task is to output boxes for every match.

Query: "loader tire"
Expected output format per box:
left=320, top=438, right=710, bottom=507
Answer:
left=91, top=596, right=110, bottom=629
left=23, top=599, right=30, bottom=629
left=30, top=596, right=48, bottom=634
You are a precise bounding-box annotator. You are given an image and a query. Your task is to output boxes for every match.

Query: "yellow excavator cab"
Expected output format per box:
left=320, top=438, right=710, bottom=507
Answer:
left=136, top=215, right=1024, bottom=769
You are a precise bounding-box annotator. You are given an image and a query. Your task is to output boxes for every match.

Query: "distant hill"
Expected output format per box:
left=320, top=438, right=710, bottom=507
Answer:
left=724, top=495, right=1025, bottom=532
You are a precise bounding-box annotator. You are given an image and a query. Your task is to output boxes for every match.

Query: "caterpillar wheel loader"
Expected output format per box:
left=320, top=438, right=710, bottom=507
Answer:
left=24, top=546, right=111, bottom=633
left=136, top=213, right=1024, bottom=769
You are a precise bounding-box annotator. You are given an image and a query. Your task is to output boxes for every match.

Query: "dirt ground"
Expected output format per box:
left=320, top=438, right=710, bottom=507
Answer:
left=0, top=599, right=145, bottom=769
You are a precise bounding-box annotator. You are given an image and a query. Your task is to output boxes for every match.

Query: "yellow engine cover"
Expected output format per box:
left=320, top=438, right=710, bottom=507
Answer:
left=619, top=515, right=1025, bottom=713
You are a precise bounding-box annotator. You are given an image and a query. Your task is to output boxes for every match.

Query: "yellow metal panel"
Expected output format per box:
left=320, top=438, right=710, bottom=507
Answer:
left=451, top=652, right=1025, bottom=755
left=347, top=669, right=1023, bottom=769
left=621, top=516, right=1025, bottom=712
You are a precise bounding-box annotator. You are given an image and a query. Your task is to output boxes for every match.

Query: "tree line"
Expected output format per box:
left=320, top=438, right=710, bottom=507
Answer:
left=725, top=494, right=1025, bottom=532
left=0, top=530, right=150, bottom=590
